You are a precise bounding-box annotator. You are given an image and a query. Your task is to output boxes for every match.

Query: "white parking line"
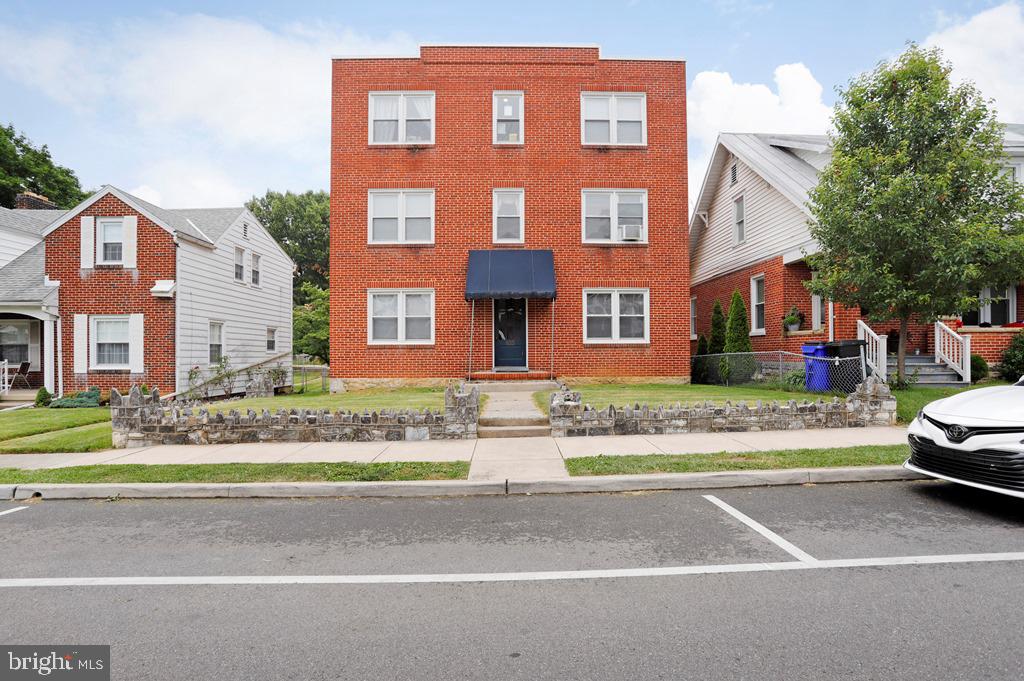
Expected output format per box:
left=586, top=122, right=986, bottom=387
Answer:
left=702, top=494, right=819, bottom=564
left=0, top=506, right=28, bottom=517
left=1, top=551, right=1023, bottom=588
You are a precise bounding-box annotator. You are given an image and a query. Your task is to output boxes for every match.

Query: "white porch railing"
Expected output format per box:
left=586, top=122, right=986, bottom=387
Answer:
left=0, top=360, right=8, bottom=395
left=935, top=321, right=971, bottom=383
left=857, top=320, right=888, bottom=383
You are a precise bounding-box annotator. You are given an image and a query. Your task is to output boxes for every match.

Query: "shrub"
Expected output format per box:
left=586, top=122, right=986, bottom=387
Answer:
left=723, top=290, right=755, bottom=383
left=34, top=387, right=52, bottom=407
left=708, top=300, right=726, bottom=355
left=970, top=354, right=989, bottom=383
left=998, top=334, right=1024, bottom=382
left=691, top=335, right=709, bottom=384
left=782, top=368, right=806, bottom=389
left=50, top=387, right=101, bottom=409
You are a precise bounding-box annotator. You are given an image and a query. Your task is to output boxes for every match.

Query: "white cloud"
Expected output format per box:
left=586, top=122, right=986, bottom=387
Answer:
left=0, top=15, right=416, bottom=207
left=686, top=63, right=832, bottom=205
left=924, top=1, right=1024, bottom=121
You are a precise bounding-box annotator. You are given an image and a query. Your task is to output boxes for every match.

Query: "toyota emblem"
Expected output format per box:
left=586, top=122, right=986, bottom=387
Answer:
left=946, top=424, right=969, bottom=441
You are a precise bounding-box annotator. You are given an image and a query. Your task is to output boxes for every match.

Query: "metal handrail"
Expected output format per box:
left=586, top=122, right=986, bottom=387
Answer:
left=856, top=320, right=888, bottom=383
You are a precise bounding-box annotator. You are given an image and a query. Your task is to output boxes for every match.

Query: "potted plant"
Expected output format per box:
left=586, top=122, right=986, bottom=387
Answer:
left=782, top=306, right=804, bottom=333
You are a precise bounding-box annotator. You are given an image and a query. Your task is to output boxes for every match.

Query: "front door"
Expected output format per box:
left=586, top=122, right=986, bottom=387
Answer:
left=493, top=298, right=527, bottom=369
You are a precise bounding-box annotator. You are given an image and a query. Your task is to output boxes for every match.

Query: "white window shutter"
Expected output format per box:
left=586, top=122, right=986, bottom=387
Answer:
left=28, top=321, right=41, bottom=372
left=129, top=314, right=145, bottom=373
left=123, top=215, right=138, bottom=268
left=80, top=216, right=95, bottom=269
left=73, top=315, right=88, bottom=373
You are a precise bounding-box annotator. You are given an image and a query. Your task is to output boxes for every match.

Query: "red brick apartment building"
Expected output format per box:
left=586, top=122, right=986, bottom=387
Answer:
left=329, top=45, right=688, bottom=389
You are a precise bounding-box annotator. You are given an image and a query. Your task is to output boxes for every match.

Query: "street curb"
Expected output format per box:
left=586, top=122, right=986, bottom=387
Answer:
left=3, top=466, right=926, bottom=500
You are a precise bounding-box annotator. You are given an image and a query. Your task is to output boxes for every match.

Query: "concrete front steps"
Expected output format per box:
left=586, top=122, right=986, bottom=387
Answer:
left=474, top=379, right=555, bottom=437
left=478, top=414, right=551, bottom=438
left=471, top=380, right=559, bottom=393
left=886, top=355, right=969, bottom=388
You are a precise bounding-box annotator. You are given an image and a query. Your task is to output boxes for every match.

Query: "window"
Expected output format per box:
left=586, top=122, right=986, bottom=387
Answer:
left=368, top=290, right=434, bottom=344
left=750, top=275, right=765, bottom=335
left=209, top=322, right=224, bottom=364
left=493, top=189, right=524, bottom=243
left=92, top=316, right=130, bottom=368
left=581, top=93, right=646, bottom=146
left=0, top=321, right=29, bottom=364
left=251, top=253, right=261, bottom=286
left=583, top=289, right=650, bottom=343
left=97, top=218, right=124, bottom=264
left=811, top=273, right=826, bottom=331
left=266, top=328, right=276, bottom=352
left=368, top=190, right=434, bottom=244
left=962, top=286, right=1017, bottom=326
left=690, top=296, right=698, bottom=340
left=369, top=92, right=435, bottom=145
left=234, top=248, right=245, bottom=281
left=733, top=196, right=746, bottom=244
left=493, top=92, right=523, bottom=144
left=582, top=190, right=647, bottom=243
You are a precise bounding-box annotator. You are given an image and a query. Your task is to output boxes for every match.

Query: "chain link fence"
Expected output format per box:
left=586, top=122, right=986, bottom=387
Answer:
left=691, top=351, right=866, bottom=394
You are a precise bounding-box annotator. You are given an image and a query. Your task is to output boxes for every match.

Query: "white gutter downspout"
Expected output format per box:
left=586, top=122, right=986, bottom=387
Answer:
left=828, top=301, right=835, bottom=342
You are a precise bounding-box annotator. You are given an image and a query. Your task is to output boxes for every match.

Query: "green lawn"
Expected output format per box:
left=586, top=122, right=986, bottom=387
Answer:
left=566, top=444, right=910, bottom=476
left=533, top=383, right=828, bottom=415
left=0, top=461, right=469, bottom=484
left=0, top=407, right=109, bottom=442
left=0, top=421, right=113, bottom=454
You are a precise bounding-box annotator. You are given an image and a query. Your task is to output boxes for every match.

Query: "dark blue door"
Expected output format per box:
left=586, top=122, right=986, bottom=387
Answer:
left=494, top=298, right=527, bottom=368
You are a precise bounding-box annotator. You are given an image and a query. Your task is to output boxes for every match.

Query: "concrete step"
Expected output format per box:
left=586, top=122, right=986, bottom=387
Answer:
left=472, top=380, right=559, bottom=393
left=477, top=424, right=553, bottom=438
left=479, top=415, right=549, bottom=427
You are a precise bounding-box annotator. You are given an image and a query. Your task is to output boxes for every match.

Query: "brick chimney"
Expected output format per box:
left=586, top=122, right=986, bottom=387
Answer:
left=14, top=191, right=59, bottom=210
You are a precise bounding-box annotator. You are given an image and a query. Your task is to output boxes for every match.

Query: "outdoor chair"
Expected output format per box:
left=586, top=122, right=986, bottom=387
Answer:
left=11, top=361, right=31, bottom=389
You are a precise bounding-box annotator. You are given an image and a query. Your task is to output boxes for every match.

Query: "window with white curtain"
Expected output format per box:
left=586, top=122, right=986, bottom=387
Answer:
left=368, top=190, right=434, bottom=244
left=370, top=93, right=435, bottom=144
left=581, top=93, right=646, bottom=145
left=93, top=316, right=130, bottom=368
left=582, top=190, right=647, bottom=243
left=493, top=189, right=524, bottom=243
left=962, top=286, right=1017, bottom=326
left=368, top=290, right=435, bottom=344
left=583, top=289, right=649, bottom=343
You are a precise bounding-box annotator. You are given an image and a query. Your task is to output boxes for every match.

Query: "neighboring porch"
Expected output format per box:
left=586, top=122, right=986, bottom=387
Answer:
left=0, top=311, right=60, bottom=401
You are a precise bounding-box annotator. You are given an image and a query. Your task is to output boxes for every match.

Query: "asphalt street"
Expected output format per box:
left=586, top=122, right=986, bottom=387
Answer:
left=2, top=480, right=1024, bottom=679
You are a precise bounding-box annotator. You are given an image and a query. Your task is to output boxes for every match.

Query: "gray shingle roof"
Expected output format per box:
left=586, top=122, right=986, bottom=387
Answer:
left=0, top=241, right=52, bottom=303
left=0, top=206, right=53, bottom=236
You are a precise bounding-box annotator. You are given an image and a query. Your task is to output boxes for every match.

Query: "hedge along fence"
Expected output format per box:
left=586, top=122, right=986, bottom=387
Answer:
left=110, top=383, right=480, bottom=448
left=549, top=376, right=897, bottom=437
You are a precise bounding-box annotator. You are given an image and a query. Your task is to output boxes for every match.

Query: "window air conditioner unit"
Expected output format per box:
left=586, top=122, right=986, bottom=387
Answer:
left=621, top=223, right=643, bottom=241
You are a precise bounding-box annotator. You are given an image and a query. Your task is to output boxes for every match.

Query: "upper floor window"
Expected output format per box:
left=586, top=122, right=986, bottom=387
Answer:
left=368, top=289, right=435, bottom=345
left=750, top=275, right=765, bottom=335
left=97, top=218, right=124, bottom=264
left=234, top=248, right=245, bottom=281
left=251, top=253, right=261, bottom=286
left=369, top=92, right=435, bottom=145
left=493, top=189, right=524, bottom=243
left=493, top=92, right=523, bottom=144
left=93, top=316, right=130, bottom=368
left=582, top=190, right=647, bottom=243
left=583, top=289, right=650, bottom=343
left=733, top=195, right=746, bottom=244
left=368, top=190, right=434, bottom=244
left=581, top=93, right=647, bottom=146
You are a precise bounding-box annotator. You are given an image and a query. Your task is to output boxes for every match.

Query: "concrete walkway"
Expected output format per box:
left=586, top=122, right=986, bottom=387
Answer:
left=0, top=427, right=909, bottom=480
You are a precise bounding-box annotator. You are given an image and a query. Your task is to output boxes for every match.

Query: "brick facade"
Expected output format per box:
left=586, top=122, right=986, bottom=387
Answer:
left=329, top=46, right=689, bottom=385
left=47, top=194, right=177, bottom=393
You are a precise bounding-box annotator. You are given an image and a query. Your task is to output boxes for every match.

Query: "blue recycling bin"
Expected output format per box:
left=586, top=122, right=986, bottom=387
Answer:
left=802, top=343, right=829, bottom=392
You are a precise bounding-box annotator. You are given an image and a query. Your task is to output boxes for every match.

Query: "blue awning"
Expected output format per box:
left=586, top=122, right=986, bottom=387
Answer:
left=465, top=249, right=556, bottom=300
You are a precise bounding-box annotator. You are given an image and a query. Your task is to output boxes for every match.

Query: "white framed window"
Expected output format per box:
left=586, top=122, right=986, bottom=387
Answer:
left=583, top=288, right=650, bottom=344
left=368, top=190, right=435, bottom=244
left=266, top=328, right=276, bottom=352
left=234, top=248, right=245, bottom=281
left=811, top=272, right=826, bottom=331
left=962, top=286, right=1017, bottom=326
left=733, top=195, right=746, bottom=244
left=581, top=93, right=647, bottom=146
left=97, top=217, right=124, bottom=264
left=251, top=253, right=261, bottom=286
left=209, top=321, right=224, bottom=364
left=369, top=92, right=435, bottom=145
left=91, top=316, right=130, bottom=368
left=493, top=189, right=524, bottom=243
left=0, top=320, right=31, bottom=367
left=582, top=190, right=648, bottom=243
left=368, top=289, right=435, bottom=345
left=750, top=275, right=765, bottom=335
left=690, top=296, right=698, bottom=340
left=493, top=91, right=523, bottom=144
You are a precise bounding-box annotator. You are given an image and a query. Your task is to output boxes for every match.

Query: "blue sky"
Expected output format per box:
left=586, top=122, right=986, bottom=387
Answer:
left=1, top=0, right=1020, bottom=207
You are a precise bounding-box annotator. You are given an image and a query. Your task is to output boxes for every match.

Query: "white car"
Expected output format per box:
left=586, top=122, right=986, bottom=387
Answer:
left=906, top=377, right=1024, bottom=498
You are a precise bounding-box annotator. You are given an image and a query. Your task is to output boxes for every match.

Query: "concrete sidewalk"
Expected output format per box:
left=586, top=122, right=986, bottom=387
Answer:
left=0, top=427, right=909, bottom=480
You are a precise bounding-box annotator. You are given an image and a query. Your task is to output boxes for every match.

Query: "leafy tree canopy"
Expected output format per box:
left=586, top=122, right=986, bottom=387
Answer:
left=293, top=282, right=329, bottom=364
left=246, top=190, right=329, bottom=303
left=0, top=124, right=89, bottom=209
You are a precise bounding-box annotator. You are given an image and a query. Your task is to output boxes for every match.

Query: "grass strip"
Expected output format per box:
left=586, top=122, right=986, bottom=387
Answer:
left=0, top=422, right=113, bottom=454
left=0, top=461, right=470, bottom=484
left=565, top=444, right=910, bottom=476
left=0, top=407, right=110, bottom=442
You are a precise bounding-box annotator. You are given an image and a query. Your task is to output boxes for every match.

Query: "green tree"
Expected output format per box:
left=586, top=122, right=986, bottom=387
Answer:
left=0, top=124, right=89, bottom=208
left=806, top=45, right=1024, bottom=383
left=246, top=190, right=329, bottom=303
left=293, top=282, right=329, bottom=364
left=724, top=290, right=753, bottom=353
left=708, top=300, right=726, bottom=354
left=691, top=334, right=709, bottom=384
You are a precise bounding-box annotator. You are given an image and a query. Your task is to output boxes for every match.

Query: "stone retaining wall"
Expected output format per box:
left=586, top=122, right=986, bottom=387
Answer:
left=549, top=376, right=898, bottom=437
left=110, top=383, right=480, bottom=448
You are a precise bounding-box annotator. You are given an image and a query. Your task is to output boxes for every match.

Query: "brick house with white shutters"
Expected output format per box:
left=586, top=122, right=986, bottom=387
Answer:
left=0, top=186, right=293, bottom=398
